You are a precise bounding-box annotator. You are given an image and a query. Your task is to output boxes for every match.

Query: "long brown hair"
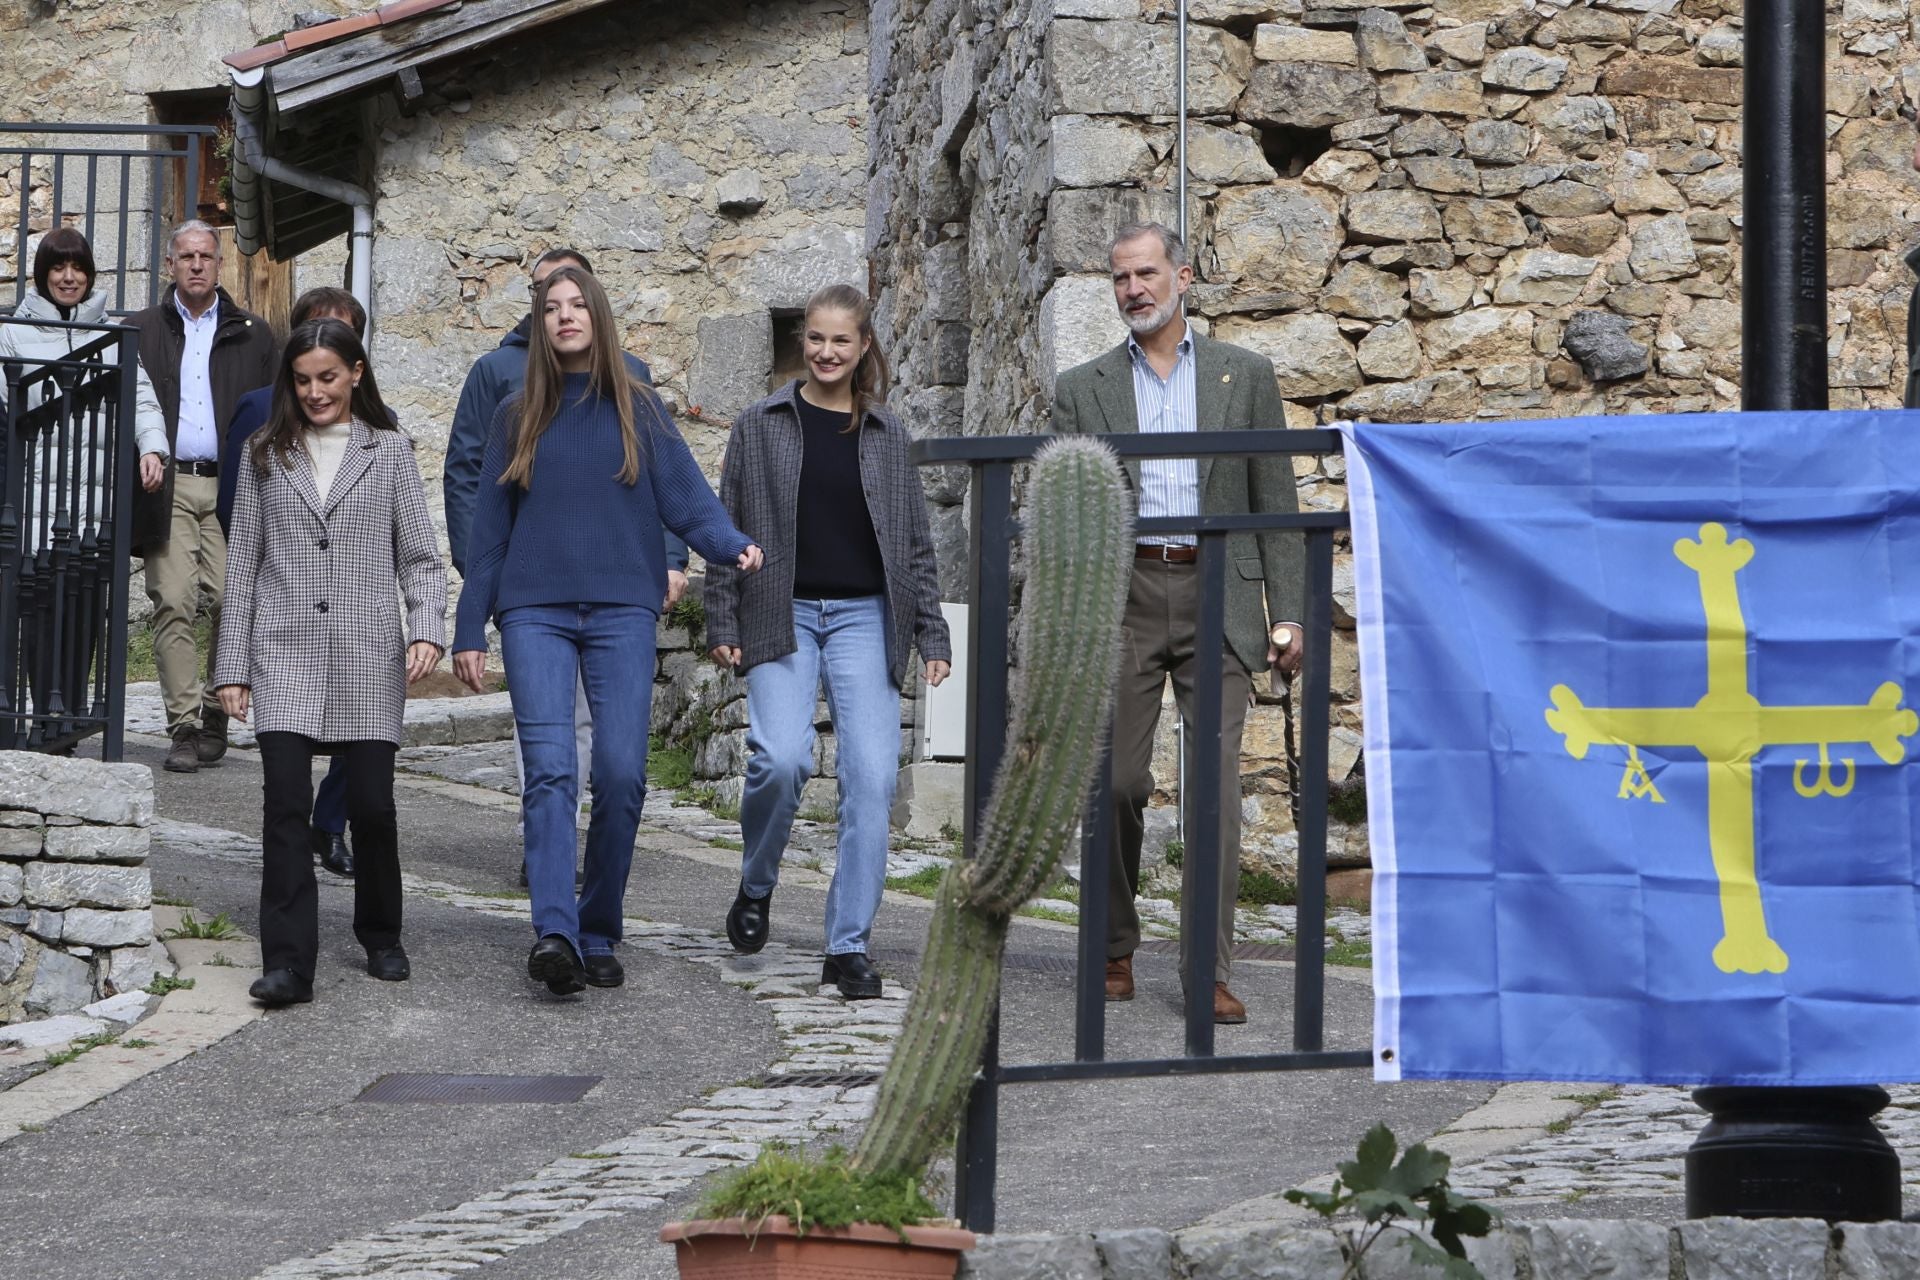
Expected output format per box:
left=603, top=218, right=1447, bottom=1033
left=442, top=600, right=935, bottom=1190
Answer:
left=251, top=319, right=396, bottom=474
left=500, top=265, right=654, bottom=489
left=803, top=284, right=890, bottom=434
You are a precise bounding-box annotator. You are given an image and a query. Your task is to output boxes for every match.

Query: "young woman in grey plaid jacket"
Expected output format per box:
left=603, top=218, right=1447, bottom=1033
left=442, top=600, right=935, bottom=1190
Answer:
left=214, top=320, right=447, bottom=1008
left=705, top=285, right=952, bottom=1000
left=452, top=267, right=762, bottom=997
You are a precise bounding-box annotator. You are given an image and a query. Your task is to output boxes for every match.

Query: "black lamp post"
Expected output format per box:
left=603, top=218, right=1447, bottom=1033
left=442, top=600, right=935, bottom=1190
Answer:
left=1681, top=0, right=1902, bottom=1222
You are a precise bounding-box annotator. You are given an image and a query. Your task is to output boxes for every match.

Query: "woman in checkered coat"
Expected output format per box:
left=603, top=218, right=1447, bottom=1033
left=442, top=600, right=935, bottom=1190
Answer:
left=214, top=319, right=447, bottom=1008
left=704, top=285, right=952, bottom=1001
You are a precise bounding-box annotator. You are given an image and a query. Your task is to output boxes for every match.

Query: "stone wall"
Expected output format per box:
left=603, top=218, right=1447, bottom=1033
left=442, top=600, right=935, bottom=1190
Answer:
left=367, top=0, right=871, bottom=587
left=956, top=1217, right=1920, bottom=1280
left=869, top=0, right=1920, bottom=883
left=0, top=754, right=164, bottom=1023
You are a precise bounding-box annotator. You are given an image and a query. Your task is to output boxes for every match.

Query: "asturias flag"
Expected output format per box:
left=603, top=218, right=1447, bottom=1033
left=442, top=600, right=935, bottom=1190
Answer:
left=1346, top=412, right=1920, bottom=1085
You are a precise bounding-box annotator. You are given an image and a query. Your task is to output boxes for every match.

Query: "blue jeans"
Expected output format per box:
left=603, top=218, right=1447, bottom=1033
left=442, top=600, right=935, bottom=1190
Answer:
left=740, top=596, right=900, bottom=956
left=311, top=756, right=349, bottom=834
left=499, top=603, right=657, bottom=958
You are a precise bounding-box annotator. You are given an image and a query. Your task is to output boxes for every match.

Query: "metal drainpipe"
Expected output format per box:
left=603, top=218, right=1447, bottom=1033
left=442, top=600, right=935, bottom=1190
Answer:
left=227, top=66, right=377, bottom=337
left=1176, top=0, right=1188, bottom=245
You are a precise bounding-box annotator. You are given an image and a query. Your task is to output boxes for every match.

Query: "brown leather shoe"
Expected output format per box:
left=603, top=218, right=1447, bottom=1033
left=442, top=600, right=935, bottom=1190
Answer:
left=164, top=729, right=199, bottom=774
left=1104, top=954, right=1134, bottom=1001
left=1214, top=982, right=1247, bottom=1025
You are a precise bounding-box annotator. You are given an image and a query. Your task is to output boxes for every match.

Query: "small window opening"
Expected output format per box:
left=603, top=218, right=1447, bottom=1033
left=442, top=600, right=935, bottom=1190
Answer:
left=1259, top=125, right=1334, bottom=179
left=770, top=309, right=807, bottom=391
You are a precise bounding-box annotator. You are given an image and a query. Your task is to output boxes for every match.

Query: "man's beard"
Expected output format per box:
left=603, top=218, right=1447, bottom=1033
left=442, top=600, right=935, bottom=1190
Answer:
left=1123, top=292, right=1181, bottom=336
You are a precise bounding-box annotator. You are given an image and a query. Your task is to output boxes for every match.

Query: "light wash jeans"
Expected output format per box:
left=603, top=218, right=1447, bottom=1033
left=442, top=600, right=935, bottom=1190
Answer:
left=740, top=596, right=899, bottom=956
left=500, top=603, right=656, bottom=958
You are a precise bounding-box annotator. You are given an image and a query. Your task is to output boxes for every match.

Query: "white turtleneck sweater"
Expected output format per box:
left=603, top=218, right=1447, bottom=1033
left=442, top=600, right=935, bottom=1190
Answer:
left=305, top=421, right=354, bottom=502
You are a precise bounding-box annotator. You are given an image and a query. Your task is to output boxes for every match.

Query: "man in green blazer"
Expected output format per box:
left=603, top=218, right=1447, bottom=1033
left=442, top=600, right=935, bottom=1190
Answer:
left=1051, top=222, right=1306, bottom=1025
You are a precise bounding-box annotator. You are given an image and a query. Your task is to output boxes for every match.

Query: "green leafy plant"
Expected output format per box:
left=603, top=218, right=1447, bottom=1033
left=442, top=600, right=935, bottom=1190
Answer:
left=1284, top=1123, right=1499, bottom=1280
left=1164, top=838, right=1185, bottom=869
left=666, top=593, right=706, bottom=641
left=144, top=974, right=196, bottom=996
left=1328, top=766, right=1368, bottom=826
left=698, top=1145, right=937, bottom=1240
left=1239, top=869, right=1298, bottom=906
left=647, top=738, right=695, bottom=790
left=162, top=910, right=239, bottom=941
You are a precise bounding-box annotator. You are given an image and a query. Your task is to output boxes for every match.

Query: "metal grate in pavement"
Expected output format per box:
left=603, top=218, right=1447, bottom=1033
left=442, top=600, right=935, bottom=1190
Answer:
left=760, top=1070, right=882, bottom=1089
left=356, top=1073, right=602, bottom=1104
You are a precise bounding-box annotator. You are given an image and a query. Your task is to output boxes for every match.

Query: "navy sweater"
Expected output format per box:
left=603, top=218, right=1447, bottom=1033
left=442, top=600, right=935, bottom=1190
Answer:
left=453, top=374, right=749, bottom=653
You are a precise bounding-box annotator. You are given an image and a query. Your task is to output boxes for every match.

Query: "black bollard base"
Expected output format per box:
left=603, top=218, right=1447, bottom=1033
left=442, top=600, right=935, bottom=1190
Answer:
left=1685, top=1086, right=1901, bottom=1222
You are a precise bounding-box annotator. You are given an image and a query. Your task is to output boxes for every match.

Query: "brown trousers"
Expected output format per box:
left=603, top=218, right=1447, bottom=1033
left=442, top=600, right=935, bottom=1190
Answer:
left=1108, top=558, right=1250, bottom=984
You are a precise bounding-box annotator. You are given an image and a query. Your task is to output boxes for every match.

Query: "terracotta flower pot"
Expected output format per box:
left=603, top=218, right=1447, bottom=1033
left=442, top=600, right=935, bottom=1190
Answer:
left=660, top=1215, right=975, bottom=1280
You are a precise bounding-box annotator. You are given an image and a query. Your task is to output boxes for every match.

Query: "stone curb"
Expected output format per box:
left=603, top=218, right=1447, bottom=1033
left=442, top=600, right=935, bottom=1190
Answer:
left=0, top=903, right=263, bottom=1145
left=956, top=1216, right=1920, bottom=1280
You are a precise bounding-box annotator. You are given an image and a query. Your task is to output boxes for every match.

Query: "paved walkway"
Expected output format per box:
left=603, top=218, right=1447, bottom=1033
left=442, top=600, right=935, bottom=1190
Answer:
left=0, top=735, right=1486, bottom=1279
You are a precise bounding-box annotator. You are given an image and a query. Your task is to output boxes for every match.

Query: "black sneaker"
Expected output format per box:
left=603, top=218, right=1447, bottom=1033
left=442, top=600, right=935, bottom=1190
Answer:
left=164, top=729, right=199, bottom=774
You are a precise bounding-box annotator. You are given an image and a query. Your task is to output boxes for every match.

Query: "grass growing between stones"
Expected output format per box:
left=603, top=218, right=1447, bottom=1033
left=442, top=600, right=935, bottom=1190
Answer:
left=161, top=910, right=240, bottom=941
left=44, top=1030, right=120, bottom=1067
left=144, top=974, right=195, bottom=996
left=684, top=785, right=742, bottom=822
left=1326, top=936, right=1372, bottom=968
left=647, top=737, right=695, bottom=791
left=1239, top=870, right=1299, bottom=907
left=1019, top=903, right=1078, bottom=926
left=884, top=865, right=946, bottom=899
left=697, top=1143, right=937, bottom=1236
left=709, top=837, right=745, bottom=852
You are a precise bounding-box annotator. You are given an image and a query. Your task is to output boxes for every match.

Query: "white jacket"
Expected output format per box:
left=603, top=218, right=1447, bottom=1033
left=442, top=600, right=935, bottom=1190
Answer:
left=0, top=287, right=168, bottom=458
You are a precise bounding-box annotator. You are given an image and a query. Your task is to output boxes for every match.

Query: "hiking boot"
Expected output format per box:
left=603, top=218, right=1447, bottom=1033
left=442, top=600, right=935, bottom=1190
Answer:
left=196, top=706, right=229, bottom=763
left=164, top=729, right=199, bottom=773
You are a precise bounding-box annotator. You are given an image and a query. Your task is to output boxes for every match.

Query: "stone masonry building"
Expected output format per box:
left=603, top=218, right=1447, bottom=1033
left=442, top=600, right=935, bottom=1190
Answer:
left=5, top=0, right=1918, bottom=881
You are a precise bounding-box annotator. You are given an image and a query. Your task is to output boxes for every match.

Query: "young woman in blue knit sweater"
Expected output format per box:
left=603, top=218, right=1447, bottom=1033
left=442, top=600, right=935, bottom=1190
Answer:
left=704, top=285, right=951, bottom=1000
left=452, top=267, right=762, bottom=995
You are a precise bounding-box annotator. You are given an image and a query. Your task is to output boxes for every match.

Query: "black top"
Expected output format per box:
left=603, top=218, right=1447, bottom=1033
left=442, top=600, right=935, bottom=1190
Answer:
left=792, top=394, right=886, bottom=600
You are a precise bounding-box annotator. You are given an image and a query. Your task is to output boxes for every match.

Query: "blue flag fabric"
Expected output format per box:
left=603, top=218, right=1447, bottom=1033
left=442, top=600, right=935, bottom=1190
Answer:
left=1345, top=411, right=1920, bottom=1086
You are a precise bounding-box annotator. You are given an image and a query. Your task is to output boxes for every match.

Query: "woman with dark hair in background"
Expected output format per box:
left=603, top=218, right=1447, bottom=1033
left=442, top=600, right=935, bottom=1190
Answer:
left=0, top=228, right=171, bottom=732
left=705, top=284, right=951, bottom=1000
left=452, top=266, right=761, bottom=997
left=214, top=318, right=445, bottom=1007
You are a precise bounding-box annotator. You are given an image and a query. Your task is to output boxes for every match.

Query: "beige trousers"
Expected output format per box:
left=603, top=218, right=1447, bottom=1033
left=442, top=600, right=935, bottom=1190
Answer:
left=1108, top=558, right=1251, bottom=984
left=144, top=473, right=224, bottom=735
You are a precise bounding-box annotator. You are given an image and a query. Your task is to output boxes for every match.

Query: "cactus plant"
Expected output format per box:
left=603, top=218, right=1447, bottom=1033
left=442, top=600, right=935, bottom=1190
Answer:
left=851, top=436, right=1135, bottom=1181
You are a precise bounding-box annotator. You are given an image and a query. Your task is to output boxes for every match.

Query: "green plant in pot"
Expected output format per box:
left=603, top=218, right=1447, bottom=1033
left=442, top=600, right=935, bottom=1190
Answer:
left=662, top=437, right=1136, bottom=1279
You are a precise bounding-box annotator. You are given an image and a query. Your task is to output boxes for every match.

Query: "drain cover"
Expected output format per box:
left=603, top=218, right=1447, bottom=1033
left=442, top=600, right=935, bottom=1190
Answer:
left=761, top=1070, right=882, bottom=1089
left=356, top=1073, right=601, bottom=1104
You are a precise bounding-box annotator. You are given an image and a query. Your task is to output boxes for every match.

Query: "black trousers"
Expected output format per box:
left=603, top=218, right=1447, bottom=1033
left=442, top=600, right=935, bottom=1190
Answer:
left=257, top=732, right=402, bottom=980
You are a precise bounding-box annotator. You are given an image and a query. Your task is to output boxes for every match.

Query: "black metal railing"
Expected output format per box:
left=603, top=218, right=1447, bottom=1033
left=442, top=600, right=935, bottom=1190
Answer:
left=3, top=122, right=214, bottom=318
left=0, top=318, right=137, bottom=758
left=914, top=428, right=1363, bottom=1231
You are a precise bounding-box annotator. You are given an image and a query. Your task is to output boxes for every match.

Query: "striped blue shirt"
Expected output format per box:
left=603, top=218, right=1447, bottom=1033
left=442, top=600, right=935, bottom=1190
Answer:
left=1127, top=324, right=1198, bottom=547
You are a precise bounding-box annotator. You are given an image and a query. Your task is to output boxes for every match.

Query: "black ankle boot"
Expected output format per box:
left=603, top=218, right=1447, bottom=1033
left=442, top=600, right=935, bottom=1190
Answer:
left=822, top=951, right=883, bottom=1000
left=726, top=882, right=772, bottom=954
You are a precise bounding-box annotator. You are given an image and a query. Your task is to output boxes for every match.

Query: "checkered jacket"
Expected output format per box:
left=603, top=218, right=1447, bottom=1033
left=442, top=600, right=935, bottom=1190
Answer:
left=214, top=418, right=447, bottom=745
left=704, top=382, right=950, bottom=686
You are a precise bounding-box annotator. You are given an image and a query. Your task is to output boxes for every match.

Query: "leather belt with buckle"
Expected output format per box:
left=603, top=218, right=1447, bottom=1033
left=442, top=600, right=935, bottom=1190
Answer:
left=177, top=460, right=219, bottom=478
left=1135, top=544, right=1197, bottom=563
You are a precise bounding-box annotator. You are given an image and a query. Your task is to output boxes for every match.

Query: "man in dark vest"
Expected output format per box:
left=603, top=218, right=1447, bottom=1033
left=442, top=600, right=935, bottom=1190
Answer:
left=128, top=220, right=277, bottom=774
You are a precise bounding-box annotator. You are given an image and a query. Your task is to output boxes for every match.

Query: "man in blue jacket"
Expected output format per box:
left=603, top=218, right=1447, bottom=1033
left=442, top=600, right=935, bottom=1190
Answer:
left=442, top=247, right=687, bottom=884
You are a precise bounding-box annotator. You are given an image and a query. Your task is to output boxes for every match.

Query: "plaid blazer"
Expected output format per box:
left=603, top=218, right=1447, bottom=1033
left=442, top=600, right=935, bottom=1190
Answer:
left=214, top=418, right=447, bottom=746
left=704, top=381, right=950, bottom=687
